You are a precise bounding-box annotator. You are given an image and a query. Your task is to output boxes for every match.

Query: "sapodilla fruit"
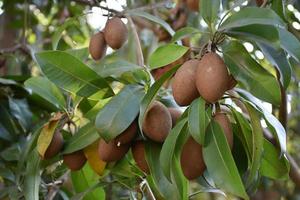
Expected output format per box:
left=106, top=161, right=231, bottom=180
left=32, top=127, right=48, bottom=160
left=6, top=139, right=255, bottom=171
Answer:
left=256, top=0, right=264, bottom=6
left=186, top=0, right=199, bottom=11
left=44, top=130, right=64, bottom=159
left=63, top=150, right=87, bottom=171
left=115, top=120, right=138, bottom=146
left=196, top=52, right=230, bottom=103
left=104, top=17, right=128, bottom=49
left=180, top=137, right=205, bottom=180
left=89, top=32, right=107, bottom=60
left=142, top=101, right=172, bottom=142
left=131, top=141, right=149, bottom=174
left=168, top=107, right=182, bottom=128
left=213, top=112, right=233, bottom=149
left=98, top=139, right=130, bottom=162
left=172, top=59, right=199, bottom=106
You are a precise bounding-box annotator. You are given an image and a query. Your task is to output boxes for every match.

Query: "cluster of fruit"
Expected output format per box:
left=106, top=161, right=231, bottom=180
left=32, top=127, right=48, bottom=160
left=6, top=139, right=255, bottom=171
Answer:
left=89, top=17, right=128, bottom=60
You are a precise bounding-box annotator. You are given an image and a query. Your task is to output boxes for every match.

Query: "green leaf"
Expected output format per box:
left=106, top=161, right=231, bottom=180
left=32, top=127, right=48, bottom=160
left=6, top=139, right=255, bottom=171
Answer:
left=203, top=121, right=248, bottom=200
left=278, top=28, right=300, bottom=62
left=63, top=123, right=99, bottom=154
left=52, top=18, right=77, bottom=50
left=127, top=11, right=175, bottom=36
left=244, top=102, right=264, bottom=188
left=188, top=98, right=211, bottom=144
left=66, top=48, right=89, bottom=60
left=271, top=0, right=286, bottom=21
left=171, top=27, right=202, bottom=43
left=24, top=149, right=41, bottom=200
left=160, top=119, right=188, bottom=180
left=223, top=41, right=281, bottom=105
left=95, top=84, right=144, bottom=142
left=96, top=60, right=141, bottom=78
left=257, top=42, right=291, bottom=89
left=25, top=77, right=66, bottom=109
left=71, top=164, right=105, bottom=200
left=171, top=157, right=189, bottom=200
left=149, top=44, right=189, bottom=70
left=8, top=98, right=32, bottom=130
left=260, top=139, right=290, bottom=180
left=200, top=0, right=221, bottom=27
left=35, top=51, right=114, bottom=100
left=219, top=7, right=285, bottom=31
left=138, top=65, right=180, bottom=135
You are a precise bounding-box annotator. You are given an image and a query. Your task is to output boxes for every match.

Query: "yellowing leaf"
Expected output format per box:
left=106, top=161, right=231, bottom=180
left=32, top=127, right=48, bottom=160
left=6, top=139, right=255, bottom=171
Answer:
left=84, top=141, right=106, bottom=175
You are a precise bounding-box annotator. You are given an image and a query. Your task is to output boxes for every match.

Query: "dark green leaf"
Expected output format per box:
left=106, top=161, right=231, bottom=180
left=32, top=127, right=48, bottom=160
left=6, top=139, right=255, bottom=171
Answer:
left=201, top=0, right=220, bottom=26
left=149, top=44, right=189, bottom=69
left=63, top=123, right=99, bottom=154
left=25, top=77, right=66, bottom=109
left=223, top=41, right=281, bottom=105
left=171, top=27, right=202, bottom=42
left=278, top=28, right=300, bottom=62
left=8, top=98, right=32, bottom=130
left=203, top=121, right=248, bottom=199
left=271, top=0, right=286, bottom=21
left=35, top=51, right=114, bottom=100
left=219, top=7, right=285, bottom=31
left=95, top=84, right=144, bottom=142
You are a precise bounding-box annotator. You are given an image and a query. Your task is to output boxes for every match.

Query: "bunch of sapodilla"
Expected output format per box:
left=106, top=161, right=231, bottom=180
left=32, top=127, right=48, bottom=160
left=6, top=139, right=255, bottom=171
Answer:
left=89, top=17, right=128, bottom=60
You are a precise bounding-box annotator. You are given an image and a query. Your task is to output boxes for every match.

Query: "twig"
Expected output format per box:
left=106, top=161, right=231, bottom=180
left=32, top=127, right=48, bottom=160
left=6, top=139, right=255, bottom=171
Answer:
left=260, top=0, right=268, bottom=8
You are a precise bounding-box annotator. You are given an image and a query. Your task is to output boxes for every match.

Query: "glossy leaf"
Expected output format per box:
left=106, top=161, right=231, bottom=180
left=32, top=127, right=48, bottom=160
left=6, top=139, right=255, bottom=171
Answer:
left=96, top=60, right=141, bottom=78
left=95, top=84, right=144, bottom=142
left=138, top=65, right=180, bottom=135
left=8, top=98, right=33, bottom=131
left=188, top=98, right=211, bottom=144
left=35, top=51, right=114, bottom=100
left=25, top=77, right=66, bottom=109
left=149, top=44, right=189, bottom=70
left=201, top=0, right=220, bottom=26
left=260, top=139, right=290, bottom=180
left=66, top=48, right=89, bottom=60
left=223, top=41, right=281, bottom=105
left=63, top=122, right=99, bottom=154
left=219, top=7, right=285, bottom=31
left=203, top=120, right=248, bottom=200
left=278, top=28, right=300, bottom=62
left=171, top=27, right=202, bottom=42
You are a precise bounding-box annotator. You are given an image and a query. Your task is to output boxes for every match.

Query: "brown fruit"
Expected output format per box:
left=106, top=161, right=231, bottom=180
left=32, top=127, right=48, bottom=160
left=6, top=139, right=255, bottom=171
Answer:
left=142, top=101, right=172, bottom=142
left=196, top=53, right=230, bottom=103
left=227, top=75, right=237, bottom=90
left=214, top=112, right=233, bottom=149
left=180, top=137, right=205, bottom=180
left=115, top=120, right=138, bottom=146
left=44, top=130, right=64, bottom=159
left=186, top=0, right=200, bottom=11
left=172, top=59, right=200, bottom=106
left=63, top=150, right=87, bottom=171
left=98, top=139, right=130, bottom=162
left=256, top=0, right=264, bottom=6
left=89, top=32, right=107, bottom=60
left=104, top=17, right=128, bottom=49
left=131, top=141, right=149, bottom=174
left=168, top=107, right=182, bottom=128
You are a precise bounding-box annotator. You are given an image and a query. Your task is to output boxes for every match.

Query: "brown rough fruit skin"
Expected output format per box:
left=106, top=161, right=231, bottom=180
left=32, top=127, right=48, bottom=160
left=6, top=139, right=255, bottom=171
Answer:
left=180, top=137, right=205, bottom=180
left=98, top=139, right=130, bottom=162
left=172, top=59, right=200, bottom=106
left=186, top=0, right=200, bottom=11
left=142, top=101, right=172, bottom=142
left=104, top=17, right=128, bottom=49
left=44, top=131, right=64, bottom=159
left=213, top=112, right=233, bottom=149
left=89, top=32, right=107, bottom=60
left=115, top=120, right=138, bottom=146
left=131, top=141, right=149, bottom=174
left=168, top=107, right=182, bottom=128
left=63, top=150, right=87, bottom=171
left=196, top=53, right=230, bottom=103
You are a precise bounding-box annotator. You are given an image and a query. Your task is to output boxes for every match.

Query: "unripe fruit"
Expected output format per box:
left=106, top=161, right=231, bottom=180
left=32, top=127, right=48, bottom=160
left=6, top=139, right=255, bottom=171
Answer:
left=98, top=139, right=130, bottom=162
left=115, top=120, right=138, bottom=146
left=63, top=150, right=87, bottom=171
left=44, top=131, right=64, bottom=159
left=227, top=75, right=237, bottom=90
left=180, top=137, right=205, bottom=180
left=196, top=53, right=230, bottom=103
left=168, top=107, right=182, bottom=128
left=213, top=112, right=233, bottom=149
left=186, top=0, right=199, bottom=12
left=132, top=141, right=149, bottom=174
left=142, top=101, right=172, bottom=142
left=104, top=17, right=128, bottom=49
left=172, top=59, right=200, bottom=106
left=89, top=32, right=107, bottom=60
